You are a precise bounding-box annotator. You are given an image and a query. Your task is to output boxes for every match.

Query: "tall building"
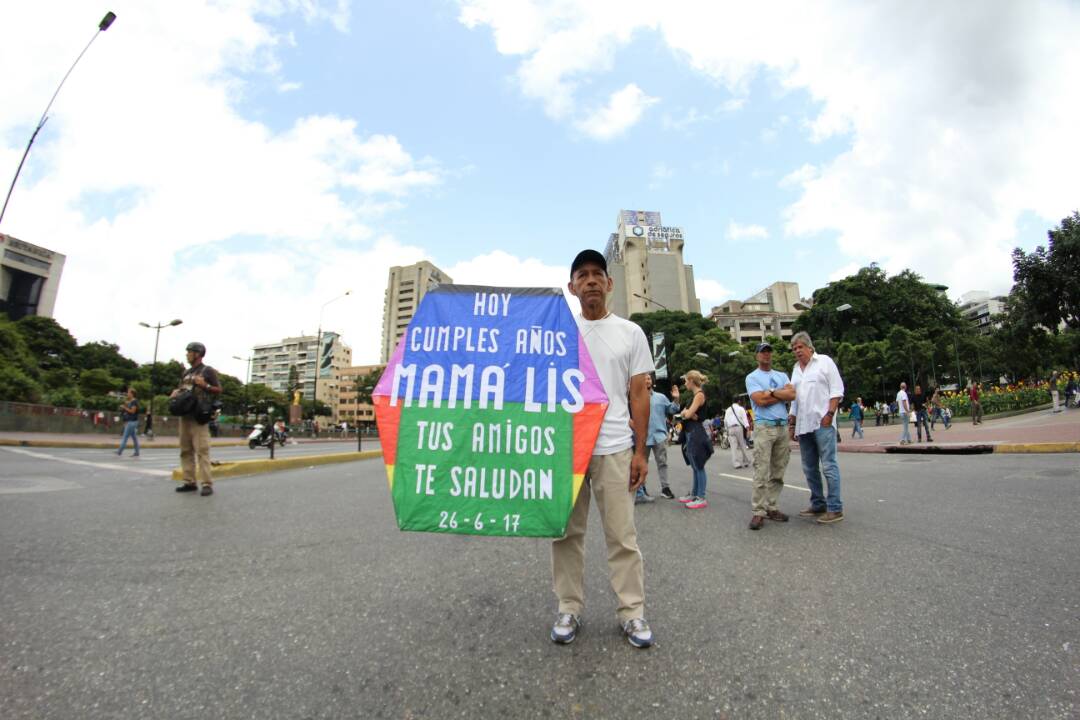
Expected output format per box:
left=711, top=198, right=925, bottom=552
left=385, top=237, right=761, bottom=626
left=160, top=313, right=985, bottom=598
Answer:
left=381, top=260, right=453, bottom=362
left=337, top=364, right=385, bottom=428
left=958, top=291, right=1007, bottom=335
left=708, top=282, right=807, bottom=344
left=250, top=333, right=352, bottom=412
left=0, top=233, right=66, bottom=320
left=603, top=210, right=700, bottom=318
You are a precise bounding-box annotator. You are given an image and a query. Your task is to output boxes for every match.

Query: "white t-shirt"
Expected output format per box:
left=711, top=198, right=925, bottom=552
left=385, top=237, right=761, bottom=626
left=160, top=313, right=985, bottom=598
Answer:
left=576, top=313, right=655, bottom=455
left=896, top=389, right=910, bottom=413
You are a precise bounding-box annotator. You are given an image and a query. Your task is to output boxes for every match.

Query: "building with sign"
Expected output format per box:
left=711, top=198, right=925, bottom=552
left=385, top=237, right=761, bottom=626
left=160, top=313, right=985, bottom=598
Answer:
left=603, top=210, right=701, bottom=318
left=0, top=233, right=66, bottom=320
left=250, top=333, right=352, bottom=412
left=380, top=260, right=453, bottom=362
left=708, top=282, right=808, bottom=344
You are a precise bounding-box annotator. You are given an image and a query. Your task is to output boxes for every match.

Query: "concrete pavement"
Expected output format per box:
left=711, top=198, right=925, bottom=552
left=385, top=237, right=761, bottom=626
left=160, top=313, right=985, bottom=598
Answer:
left=1, top=448, right=1077, bottom=719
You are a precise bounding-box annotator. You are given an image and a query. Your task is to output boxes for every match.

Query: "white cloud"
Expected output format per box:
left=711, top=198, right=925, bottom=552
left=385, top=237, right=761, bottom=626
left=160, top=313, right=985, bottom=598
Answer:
left=727, top=221, right=769, bottom=241
left=780, top=163, right=818, bottom=187
left=695, top=278, right=734, bottom=311
left=0, top=1, right=439, bottom=380
left=277, top=80, right=302, bottom=92
left=575, top=83, right=659, bottom=140
left=649, top=162, right=674, bottom=189
left=457, top=0, right=1080, bottom=295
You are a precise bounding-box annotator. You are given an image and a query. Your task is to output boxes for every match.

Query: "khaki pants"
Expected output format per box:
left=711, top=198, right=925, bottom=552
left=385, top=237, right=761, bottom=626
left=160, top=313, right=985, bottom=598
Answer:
left=551, top=449, right=644, bottom=622
left=751, top=424, right=790, bottom=517
left=179, top=416, right=213, bottom=487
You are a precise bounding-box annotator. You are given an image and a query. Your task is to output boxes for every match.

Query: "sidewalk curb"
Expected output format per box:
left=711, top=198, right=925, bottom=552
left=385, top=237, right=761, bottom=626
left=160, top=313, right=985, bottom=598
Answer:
left=837, top=441, right=1080, bottom=455
left=170, top=450, right=383, bottom=481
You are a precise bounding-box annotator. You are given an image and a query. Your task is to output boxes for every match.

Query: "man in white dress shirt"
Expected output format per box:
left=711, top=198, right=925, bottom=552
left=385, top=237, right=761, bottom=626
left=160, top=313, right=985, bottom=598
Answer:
left=724, top=400, right=753, bottom=469
left=787, top=331, right=846, bottom=524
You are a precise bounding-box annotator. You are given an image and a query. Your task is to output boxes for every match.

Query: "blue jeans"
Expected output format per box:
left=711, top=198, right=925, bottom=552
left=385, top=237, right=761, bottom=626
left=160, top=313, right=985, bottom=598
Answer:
left=798, top=426, right=842, bottom=512
left=689, top=460, right=707, bottom=498
left=915, top=410, right=932, bottom=441
left=851, top=419, right=864, bottom=438
left=118, top=420, right=140, bottom=455
left=931, top=407, right=951, bottom=429
left=899, top=414, right=911, bottom=443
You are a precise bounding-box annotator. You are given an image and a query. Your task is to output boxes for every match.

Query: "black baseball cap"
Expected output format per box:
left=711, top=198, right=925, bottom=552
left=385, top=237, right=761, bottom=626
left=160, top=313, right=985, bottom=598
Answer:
left=570, top=249, right=607, bottom=277
left=186, top=342, right=206, bottom=356
left=755, top=342, right=773, bottom=353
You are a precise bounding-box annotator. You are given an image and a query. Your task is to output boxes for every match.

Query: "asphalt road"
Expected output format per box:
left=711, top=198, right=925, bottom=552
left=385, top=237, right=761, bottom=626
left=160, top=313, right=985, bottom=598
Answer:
left=0, top=447, right=1077, bottom=719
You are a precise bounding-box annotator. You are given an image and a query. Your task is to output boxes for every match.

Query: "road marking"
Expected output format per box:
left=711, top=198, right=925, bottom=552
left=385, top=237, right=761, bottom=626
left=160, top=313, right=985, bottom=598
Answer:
left=717, top=472, right=811, bottom=493
left=0, top=447, right=172, bottom=477
left=0, top=475, right=83, bottom=494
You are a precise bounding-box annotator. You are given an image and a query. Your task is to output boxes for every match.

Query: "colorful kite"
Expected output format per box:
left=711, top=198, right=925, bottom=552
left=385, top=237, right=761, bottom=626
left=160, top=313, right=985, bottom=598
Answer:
left=373, top=285, right=608, bottom=537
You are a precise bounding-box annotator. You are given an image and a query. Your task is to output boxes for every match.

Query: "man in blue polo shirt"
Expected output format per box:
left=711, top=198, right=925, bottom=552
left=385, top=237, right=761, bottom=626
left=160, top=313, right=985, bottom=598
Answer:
left=744, top=342, right=797, bottom=531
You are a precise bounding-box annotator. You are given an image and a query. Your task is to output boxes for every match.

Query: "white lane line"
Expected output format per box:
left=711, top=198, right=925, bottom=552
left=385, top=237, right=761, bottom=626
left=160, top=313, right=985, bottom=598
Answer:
left=0, top=447, right=172, bottom=477
left=717, top=472, right=811, bottom=493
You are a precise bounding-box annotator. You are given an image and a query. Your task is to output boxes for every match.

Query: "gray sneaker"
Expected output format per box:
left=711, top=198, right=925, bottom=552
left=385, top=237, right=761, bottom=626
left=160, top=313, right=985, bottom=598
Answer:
left=622, top=617, right=654, bottom=648
left=550, top=613, right=580, bottom=644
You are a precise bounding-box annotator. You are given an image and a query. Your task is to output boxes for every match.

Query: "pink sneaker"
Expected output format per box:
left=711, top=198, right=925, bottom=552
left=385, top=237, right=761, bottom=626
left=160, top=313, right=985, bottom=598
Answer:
left=676, top=494, right=696, bottom=503
left=685, top=498, right=708, bottom=509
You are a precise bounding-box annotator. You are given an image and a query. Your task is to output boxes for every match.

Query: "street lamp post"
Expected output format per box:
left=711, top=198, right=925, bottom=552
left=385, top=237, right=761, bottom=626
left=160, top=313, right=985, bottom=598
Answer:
left=877, top=366, right=885, bottom=406
left=312, top=290, right=350, bottom=423
left=0, top=11, right=118, bottom=227
left=138, top=318, right=182, bottom=439
left=632, top=292, right=670, bottom=311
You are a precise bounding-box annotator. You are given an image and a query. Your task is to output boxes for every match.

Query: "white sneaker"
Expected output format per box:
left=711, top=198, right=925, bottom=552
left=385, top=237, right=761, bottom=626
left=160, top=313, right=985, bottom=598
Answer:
left=550, top=613, right=580, bottom=644
left=621, top=617, right=654, bottom=648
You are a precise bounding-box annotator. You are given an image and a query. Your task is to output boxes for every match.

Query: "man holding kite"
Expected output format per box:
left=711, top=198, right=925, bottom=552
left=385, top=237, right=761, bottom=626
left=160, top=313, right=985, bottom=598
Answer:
left=550, top=249, right=656, bottom=649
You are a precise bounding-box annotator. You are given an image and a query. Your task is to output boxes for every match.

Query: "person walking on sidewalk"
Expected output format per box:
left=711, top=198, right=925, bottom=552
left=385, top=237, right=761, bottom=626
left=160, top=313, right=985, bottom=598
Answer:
left=724, top=398, right=753, bottom=469
left=745, top=342, right=796, bottom=530
left=848, top=397, right=865, bottom=439
left=969, top=382, right=983, bottom=425
left=930, top=386, right=952, bottom=429
left=913, top=384, right=933, bottom=443
left=550, top=249, right=656, bottom=650
left=173, top=342, right=222, bottom=496
left=1050, top=371, right=1062, bottom=413
left=789, top=332, right=845, bottom=524
left=116, top=388, right=141, bottom=457
left=897, top=382, right=912, bottom=444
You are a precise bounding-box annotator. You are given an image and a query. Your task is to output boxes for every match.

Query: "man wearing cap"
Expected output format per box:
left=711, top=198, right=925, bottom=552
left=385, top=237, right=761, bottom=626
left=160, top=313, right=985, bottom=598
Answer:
left=551, top=249, right=656, bottom=649
left=744, top=342, right=796, bottom=530
left=173, top=342, right=222, bottom=496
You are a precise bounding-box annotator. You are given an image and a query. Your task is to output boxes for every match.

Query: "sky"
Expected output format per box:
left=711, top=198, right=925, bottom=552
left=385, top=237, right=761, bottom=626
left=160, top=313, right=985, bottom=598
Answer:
left=2, top=0, right=1078, bottom=381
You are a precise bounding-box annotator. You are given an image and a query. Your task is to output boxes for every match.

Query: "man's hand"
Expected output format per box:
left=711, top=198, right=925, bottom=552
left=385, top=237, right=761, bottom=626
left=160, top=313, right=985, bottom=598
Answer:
left=629, top=450, right=648, bottom=492
left=821, top=412, right=833, bottom=427
left=671, top=385, right=680, bottom=400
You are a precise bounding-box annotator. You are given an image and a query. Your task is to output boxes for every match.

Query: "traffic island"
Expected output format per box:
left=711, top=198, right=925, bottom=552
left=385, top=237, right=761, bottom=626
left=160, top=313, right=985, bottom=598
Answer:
left=170, top=449, right=383, bottom=481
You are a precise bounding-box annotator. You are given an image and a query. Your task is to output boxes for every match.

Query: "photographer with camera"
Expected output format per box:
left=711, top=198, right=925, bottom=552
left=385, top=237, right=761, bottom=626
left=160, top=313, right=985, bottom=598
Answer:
left=171, top=342, right=222, bottom=496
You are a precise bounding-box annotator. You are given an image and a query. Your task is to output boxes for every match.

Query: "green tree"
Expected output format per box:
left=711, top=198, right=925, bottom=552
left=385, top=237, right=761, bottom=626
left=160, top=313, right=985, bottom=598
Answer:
left=76, top=341, right=139, bottom=382
left=627, top=310, right=715, bottom=392
left=0, top=317, right=40, bottom=382
left=793, top=265, right=967, bottom=349
left=1010, top=210, right=1080, bottom=332
left=14, top=316, right=78, bottom=370
left=0, top=364, right=42, bottom=403
left=78, top=368, right=122, bottom=397
left=353, top=368, right=381, bottom=405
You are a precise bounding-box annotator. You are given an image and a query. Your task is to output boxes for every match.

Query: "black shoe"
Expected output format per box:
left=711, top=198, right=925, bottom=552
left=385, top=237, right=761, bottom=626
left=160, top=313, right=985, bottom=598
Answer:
left=176, top=483, right=197, bottom=493
left=660, top=487, right=675, bottom=500
left=200, top=485, right=213, bottom=496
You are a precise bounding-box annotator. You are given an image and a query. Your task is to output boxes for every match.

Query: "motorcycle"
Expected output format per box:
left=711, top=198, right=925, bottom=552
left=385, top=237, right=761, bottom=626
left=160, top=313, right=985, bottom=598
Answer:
left=247, top=423, right=288, bottom=449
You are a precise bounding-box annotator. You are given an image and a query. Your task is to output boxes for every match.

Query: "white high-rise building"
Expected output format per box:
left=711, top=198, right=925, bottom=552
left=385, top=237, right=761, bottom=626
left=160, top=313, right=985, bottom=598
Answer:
left=603, top=210, right=700, bottom=318
left=250, top=333, right=352, bottom=411
left=380, top=261, right=453, bottom=362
